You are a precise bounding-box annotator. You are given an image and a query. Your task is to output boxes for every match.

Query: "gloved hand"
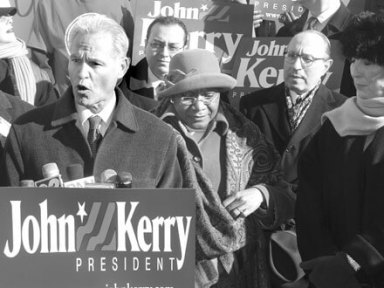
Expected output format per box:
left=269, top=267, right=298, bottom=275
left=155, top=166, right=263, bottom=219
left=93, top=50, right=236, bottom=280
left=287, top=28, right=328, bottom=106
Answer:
left=300, top=253, right=361, bottom=288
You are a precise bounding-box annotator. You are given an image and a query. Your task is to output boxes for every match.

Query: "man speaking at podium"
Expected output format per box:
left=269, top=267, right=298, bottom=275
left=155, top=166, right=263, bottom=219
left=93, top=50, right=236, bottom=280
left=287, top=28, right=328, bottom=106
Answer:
left=0, top=13, right=182, bottom=188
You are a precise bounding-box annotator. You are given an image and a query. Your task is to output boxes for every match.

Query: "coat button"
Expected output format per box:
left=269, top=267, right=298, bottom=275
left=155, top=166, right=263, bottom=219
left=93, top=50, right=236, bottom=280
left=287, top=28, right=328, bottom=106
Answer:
left=285, top=145, right=294, bottom=153
left=193, top=156, right=201, bottom=163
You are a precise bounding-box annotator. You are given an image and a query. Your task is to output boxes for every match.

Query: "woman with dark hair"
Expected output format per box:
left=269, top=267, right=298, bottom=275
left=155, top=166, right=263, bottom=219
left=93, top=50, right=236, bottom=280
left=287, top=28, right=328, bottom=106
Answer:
left=295, top=12, right=384, bottom=288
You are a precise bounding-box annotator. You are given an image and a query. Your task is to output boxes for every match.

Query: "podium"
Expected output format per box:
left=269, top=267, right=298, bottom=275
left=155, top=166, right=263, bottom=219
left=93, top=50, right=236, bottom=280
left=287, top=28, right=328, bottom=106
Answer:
left=0, top=187, right=195, bottom=288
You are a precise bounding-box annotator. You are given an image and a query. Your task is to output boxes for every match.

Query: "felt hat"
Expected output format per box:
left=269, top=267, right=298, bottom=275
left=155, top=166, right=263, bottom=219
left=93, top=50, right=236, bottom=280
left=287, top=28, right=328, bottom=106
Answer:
left=0, top=0, right=16, bottom=17
left=158, top=49, right=237, bottom=98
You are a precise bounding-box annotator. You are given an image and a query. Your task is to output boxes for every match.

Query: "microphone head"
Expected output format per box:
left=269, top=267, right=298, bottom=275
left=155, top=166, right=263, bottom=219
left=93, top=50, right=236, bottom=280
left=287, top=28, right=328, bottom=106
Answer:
left=100, top=169, right=117, bottom=183
left=66, top=164, right=84, bottom=181
left=19, top=180, right=35, bottom=187
left=117, top=171, right=132, bottom=188
left=42, top=163, right=60, bottom=178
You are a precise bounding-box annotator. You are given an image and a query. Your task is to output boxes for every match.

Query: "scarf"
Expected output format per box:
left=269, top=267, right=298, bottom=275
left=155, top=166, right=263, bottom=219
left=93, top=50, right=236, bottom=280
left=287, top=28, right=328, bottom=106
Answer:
left=322, top=96, right=384, bottom=137
left=285, top=84, right=318, bottom=132
left=0, top=39, right=36, bottom=105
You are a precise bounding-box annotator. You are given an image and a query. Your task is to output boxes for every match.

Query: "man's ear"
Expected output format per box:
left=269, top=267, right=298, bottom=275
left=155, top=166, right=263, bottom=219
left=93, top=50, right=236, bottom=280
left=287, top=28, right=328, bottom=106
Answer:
left=118, top=57, right=130, bottom=78
left=324, top=58, right=334, bottom=74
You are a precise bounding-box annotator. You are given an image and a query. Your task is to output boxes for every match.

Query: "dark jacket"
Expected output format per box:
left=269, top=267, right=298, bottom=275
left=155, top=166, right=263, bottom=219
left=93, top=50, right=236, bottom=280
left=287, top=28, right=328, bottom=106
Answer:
left=297, top=120, right=384, bottom=287
left=0, top=58, right=59, bottom=107
left=121, top=58, right=156, bottom=100
left=276, top=2, right=352, bottom=38
left=120, top=83, right=158, bottom=111
left=240, top=83, right=346, bottom=189
left=0, top=87, right=182, bottom=188
left=0, top=91, right=34, bottom=152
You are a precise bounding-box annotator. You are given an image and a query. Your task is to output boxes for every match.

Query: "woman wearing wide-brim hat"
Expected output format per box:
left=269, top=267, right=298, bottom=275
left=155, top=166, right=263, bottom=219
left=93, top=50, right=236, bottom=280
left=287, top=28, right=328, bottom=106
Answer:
left=154, top=48, right=295, bottom=287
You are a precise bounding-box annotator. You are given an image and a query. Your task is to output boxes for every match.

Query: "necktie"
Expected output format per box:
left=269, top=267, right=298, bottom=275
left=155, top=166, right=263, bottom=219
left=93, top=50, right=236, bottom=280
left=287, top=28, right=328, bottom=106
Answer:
left=306, top=16, right=319, bottom=30
left=87, top=115, right=102, bottom=157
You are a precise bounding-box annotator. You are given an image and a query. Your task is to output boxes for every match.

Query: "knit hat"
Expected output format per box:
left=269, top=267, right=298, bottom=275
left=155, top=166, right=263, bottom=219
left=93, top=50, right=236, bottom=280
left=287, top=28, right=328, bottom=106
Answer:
left=158, top=49, right=237, bottom=98
left=0, top=0, right=16, bottom=17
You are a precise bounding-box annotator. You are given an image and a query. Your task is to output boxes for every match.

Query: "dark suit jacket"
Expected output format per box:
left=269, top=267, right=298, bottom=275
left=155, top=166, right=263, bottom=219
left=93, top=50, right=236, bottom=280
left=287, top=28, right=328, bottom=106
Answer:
left=276, top=2, right=352, bottom=38
left=121, top=58, right=156, bottom=100
left=0, top=91, right=34, bottom=151
left=240, top=83, right=346, bottom=189
left=0, top=87, right=182, bottom=187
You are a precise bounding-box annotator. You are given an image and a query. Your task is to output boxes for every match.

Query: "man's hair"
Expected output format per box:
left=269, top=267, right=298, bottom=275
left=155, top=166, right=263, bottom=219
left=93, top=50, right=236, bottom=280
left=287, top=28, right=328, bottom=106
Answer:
left=293, top=30, right=331, bottom=59
left=145, top=16, right=189, bottom=46
left=65, top=13, right=129, bottom=58
left=340, top=11, right=384, bottom=66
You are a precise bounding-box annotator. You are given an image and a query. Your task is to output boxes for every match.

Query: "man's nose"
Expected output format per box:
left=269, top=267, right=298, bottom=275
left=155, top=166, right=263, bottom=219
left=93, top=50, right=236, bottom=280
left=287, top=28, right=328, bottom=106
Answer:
left=159, top=45, right=171, bottom=56
left=78, top=63, right=90, bottom=78
left=292, top=55, right=303, bottom=69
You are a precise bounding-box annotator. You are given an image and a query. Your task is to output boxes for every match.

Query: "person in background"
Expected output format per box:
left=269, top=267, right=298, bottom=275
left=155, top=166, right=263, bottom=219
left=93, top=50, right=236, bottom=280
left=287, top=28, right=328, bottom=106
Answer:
left=27, top=0, right=134, bottom=96
left=276, top=0, right=354, bottom=97
left=276, top=0, right=351, bottom=38
left=0, top=13, right=182, bottom=188
left=0, top=0, right=57, bottom=106
left=154, top=49, right=295, bottom=287
left=121, top=16, right=188, bottom=101
left=240, top=30, right=346, bottom=192
left=296, top=12, right=384, bottom=288
left=0, top=90, right=33, bottom=155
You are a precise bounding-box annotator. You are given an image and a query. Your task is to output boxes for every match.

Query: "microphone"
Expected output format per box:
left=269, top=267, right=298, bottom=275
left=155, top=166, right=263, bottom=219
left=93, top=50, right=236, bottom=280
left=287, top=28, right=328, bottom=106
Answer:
left=35, top=163, right=64, bottom=187
left=64, top=164, right=95, bottom=188
left=19, top=179, right=35, bottom=187
left=67, top=164, right=83, bottom=181
left=84, top=169, right=116, bottom=189
left=116, top=171, right=132, bottom=188
left=100, top=169, right=117, bottom=183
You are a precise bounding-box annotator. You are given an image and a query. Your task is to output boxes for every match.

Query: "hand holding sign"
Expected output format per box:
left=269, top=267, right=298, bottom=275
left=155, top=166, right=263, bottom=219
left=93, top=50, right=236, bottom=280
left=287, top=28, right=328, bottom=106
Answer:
left=253, top=10, right=264, bottom=29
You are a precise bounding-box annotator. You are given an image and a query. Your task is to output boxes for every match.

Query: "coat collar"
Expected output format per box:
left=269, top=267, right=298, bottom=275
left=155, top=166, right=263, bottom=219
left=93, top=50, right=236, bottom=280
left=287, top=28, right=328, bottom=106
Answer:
left=50, top=87, right=139, bottom=132
left=323, top=2, right=352, bottom=37
left=288, top=84, right=338, bottom=145
left=261, top=83, right=339, bottom=144
left=287, top=3, right=351, bottom=37
left=0, top=93, right=13, bottom=122
left=261, top=83, right=291, bottom=142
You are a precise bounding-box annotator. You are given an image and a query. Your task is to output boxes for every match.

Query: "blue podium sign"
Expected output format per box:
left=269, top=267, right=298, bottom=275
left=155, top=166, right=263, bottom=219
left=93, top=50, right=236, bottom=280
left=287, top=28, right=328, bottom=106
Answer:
left=0, top=188, right=195, bottom=288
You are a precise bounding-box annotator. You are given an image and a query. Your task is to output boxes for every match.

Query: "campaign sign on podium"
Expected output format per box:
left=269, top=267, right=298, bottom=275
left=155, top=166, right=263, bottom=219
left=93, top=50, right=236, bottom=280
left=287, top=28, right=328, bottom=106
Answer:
left=0, top=188, right=195, bottom=288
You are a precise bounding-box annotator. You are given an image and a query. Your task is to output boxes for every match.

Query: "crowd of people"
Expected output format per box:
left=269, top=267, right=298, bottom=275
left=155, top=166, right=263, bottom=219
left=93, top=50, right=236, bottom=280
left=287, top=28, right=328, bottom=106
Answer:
left=0, top=0, right=383, bottom=287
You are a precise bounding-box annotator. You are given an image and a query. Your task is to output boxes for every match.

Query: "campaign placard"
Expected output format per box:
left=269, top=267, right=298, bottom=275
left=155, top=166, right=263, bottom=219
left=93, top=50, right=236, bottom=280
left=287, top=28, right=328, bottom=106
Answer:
left=131, top=0, right=253, bottom=73
left=253, top=0, right=304, bottom=21
left=229, top=37, right=346, bottom=109
left=0, top=188, right=195, bottom=288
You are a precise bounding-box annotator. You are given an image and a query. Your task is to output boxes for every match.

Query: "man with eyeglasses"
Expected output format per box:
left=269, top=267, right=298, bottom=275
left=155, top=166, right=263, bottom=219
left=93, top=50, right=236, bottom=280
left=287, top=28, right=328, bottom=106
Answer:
left=276, top=0, right=355, bottom=97
left=154, top=48, right=295, bottom=288
left=240, top=30, right=346, bottom=194
left=121, top=16, right=188, bottom=101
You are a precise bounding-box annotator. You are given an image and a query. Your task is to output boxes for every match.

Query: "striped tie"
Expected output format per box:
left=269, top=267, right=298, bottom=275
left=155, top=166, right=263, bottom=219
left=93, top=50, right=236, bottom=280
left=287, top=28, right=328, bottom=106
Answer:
left=87, top=115, right=102, bottom=158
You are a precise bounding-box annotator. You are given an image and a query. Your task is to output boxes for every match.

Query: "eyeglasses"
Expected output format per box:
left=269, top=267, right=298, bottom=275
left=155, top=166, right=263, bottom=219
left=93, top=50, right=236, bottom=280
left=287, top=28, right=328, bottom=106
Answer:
left=172, top=90, right=220, bottom=105
left=149, top=41, right=183, bottom=54
left=284, top=50, right=329, bottom=67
